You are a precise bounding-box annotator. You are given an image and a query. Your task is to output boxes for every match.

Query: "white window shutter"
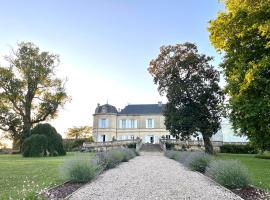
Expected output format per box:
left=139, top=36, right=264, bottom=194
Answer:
left=145, top=119, right=148, bottom=128
left=119, top=120, right=122, bottom=128
left=134, top=120, right=137, bottom=128
left=106, top=119, right=109, bottom=128
left=98, top=119, right=102, bottom=128
left=152, top=119, right=155, bottom=128
left=128, top=120, right=131, bottom=128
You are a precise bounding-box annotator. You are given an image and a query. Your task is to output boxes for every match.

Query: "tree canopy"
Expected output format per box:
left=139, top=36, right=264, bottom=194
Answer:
left=148, top=43, right=224, bottom=154
left=65, top=126, right=92, bottom=139
left=0, top=42, right=69, bottom=148
left=208, top=0, right=270, bottom=151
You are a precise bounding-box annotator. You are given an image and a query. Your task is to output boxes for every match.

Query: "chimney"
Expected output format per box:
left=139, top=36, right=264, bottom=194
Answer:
left=158, top=101, right=162, bottom=107
left=97, top=103, right=100, bottom=107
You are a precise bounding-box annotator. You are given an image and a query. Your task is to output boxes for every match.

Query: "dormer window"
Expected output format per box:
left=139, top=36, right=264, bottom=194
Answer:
left=101, top=107, right=106, bottom=113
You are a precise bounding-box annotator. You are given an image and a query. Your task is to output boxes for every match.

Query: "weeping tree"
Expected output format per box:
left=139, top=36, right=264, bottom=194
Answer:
left=0, top=42, right=69, bottom=149
left=148, top=42, right=224, bottom=154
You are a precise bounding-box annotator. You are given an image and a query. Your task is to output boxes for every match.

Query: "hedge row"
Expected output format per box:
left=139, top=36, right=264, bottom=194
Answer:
left=165, top=150, right=250, bottom=189
left=220, top=144, right=258, bottom=154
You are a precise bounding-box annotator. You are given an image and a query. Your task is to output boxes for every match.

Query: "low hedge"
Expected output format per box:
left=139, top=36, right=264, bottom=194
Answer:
left=255, top=154, right=270, bottom=159
left=220, top=144, right=258, bottom=154
left=60, top=148, right=138, bottom=183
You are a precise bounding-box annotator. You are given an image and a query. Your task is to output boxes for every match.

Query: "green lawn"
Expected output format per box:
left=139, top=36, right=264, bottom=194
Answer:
left=0, top=152, right=93, bottom=200
left=216, top=153, right=270, bottom=191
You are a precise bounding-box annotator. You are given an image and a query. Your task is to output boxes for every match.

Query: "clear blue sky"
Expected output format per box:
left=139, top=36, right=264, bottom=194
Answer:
left=0, top=0, right=225, bottom=134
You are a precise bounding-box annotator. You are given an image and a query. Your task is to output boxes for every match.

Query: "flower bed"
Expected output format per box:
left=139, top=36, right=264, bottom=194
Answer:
left=41, top=148, right=139, bottom=199
left=164, top=150, right=270, bottom=200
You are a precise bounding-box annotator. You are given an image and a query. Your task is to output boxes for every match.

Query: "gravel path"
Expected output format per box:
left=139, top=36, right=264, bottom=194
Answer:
left=69, top=152, right=242, bottom=200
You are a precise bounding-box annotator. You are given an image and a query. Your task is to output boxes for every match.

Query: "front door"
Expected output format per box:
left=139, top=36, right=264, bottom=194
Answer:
left=150, top=136, right=154, bottom=144
left=145, top=135, right=154, bottom=143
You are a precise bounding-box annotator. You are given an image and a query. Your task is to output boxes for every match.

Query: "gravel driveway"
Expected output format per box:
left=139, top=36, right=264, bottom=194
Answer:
left=69, top=152, right=242, bottom=200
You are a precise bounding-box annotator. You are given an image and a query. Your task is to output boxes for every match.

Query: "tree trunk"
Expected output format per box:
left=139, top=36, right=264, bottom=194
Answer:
left=203, top=135, right=214, bottom=154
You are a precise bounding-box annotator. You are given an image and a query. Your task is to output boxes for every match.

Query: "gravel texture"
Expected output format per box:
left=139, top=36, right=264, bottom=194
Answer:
left=69, top=152, right=243, bottom=200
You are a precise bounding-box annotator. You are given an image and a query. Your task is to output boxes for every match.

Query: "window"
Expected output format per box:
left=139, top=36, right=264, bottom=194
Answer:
left=146, top=119, right=154, bottom=128
left=130, top=119, right=137, bottom=128
left=99, top=118, right=108, bottom=128
left=122, top=119, right=127, bottom=128
left=119, top=119, right=127, bottom=128
left=120, top=119, right=137, bottom=128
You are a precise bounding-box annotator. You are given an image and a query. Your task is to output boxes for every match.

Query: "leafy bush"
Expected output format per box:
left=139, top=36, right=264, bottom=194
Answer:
left=22, top=134, right=47, bottom=157
left=206, top=160, right=250, bottom=189
left=63, top=138, right=92, bottom=152
left=220, top=144, right=258, bottom=154
left=60, top=156, right=99, bottom=183
left=184, top=152, right=212, bottom=172
left=127, top=143, right=136, bottom=149
left=165, top=142, right=175, bottom=150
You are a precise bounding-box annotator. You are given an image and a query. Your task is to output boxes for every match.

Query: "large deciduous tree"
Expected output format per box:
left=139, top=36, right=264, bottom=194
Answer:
left=148, top=43, right=224, bottom=154
left=208, top=0, right=270, bottom=152
left=0, top=42, right=68, bottom=148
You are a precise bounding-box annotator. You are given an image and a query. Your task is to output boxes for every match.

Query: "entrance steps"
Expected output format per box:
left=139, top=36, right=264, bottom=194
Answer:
left=140, top=144, right=163, bottom=152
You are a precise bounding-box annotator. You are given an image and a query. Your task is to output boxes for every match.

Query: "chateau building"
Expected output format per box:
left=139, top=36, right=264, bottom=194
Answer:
left=92, top=102, right=223, bottom=144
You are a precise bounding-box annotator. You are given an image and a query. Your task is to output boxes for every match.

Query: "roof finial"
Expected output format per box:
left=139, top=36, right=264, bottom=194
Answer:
left=106, top=98, right=108, bottom=104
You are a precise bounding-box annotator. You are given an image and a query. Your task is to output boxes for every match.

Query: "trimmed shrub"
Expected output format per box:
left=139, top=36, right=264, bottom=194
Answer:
left=177, top=151, right=191, bottom=163
left=107, top=150, right=125, bottom=168
left=220, top=144, right=258, bottom=154
left=121, top=148, right=136, bottom=161
left=165, top=150, right=179, bottom=159
left=60, top=156, right=99, bottom=183
left=95, top=148, right=138, bottom=170
left=206, top=160, right=250, bottom=189
left=184, top=152, right=212, bottom=173
left=22, top=134, right=47, bottom=157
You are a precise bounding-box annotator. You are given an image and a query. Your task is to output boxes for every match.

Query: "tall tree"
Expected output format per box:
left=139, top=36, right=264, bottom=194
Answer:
left=65, top=126, right=92, bottom=139
left=148, top=43, right=224, bottom=154
left=208, top=0, right=270, bottom=152
left=0, top=42, right=68, bottom=148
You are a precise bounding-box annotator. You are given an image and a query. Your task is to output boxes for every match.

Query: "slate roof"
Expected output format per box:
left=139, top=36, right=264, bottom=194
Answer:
left=95, top=104, right=118, bottom=114
left=119, top=104, right=165, bottom=115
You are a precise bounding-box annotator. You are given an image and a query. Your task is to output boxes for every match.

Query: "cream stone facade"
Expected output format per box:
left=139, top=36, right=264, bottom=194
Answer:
left=93, top=103, right=172, bottom=144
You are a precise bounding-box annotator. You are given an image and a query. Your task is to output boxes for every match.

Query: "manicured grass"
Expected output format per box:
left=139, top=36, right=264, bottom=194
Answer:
left=0, top=152, right=93, bottom=199
left=216, top=153, right=270, bottom=191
